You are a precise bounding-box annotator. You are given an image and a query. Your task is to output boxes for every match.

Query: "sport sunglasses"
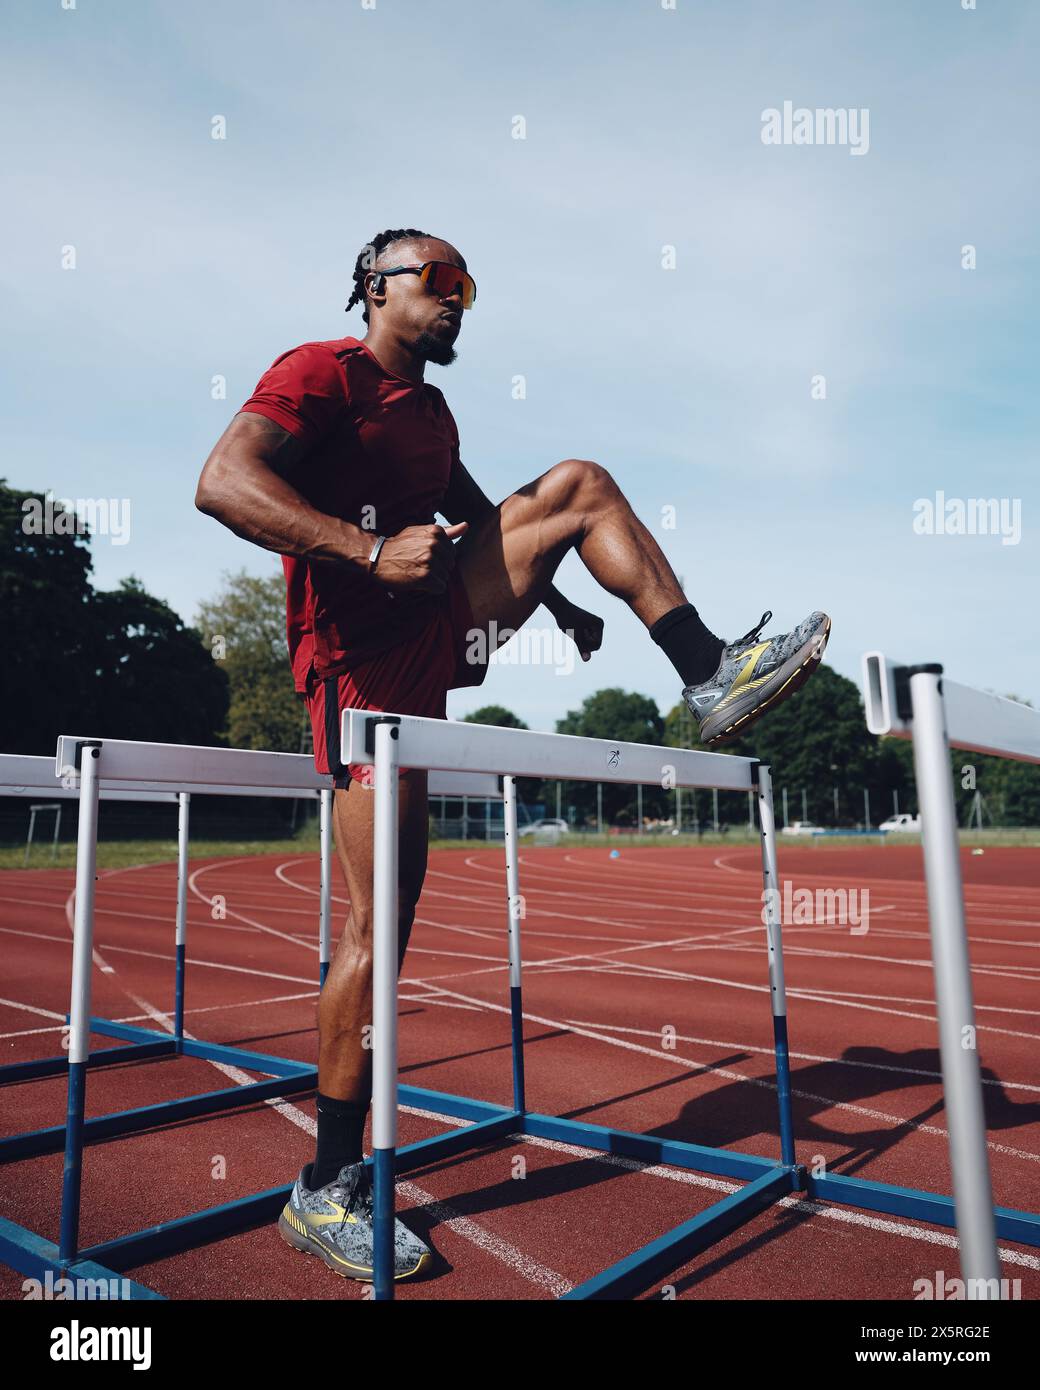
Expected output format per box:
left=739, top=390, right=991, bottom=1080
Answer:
left=367, top=261, right=477, bottom=310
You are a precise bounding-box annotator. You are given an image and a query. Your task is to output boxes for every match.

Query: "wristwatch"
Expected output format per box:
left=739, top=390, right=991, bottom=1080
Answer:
left=368, top=535, right=387, bottom=574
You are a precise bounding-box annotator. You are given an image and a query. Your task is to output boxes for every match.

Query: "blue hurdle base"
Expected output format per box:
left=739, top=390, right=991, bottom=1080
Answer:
left=5, top=1003, right=1039, bottom=1301
left=5, top=1077, right=1035, bottom=1299
left=0, top=1017, right=317, bottom=1165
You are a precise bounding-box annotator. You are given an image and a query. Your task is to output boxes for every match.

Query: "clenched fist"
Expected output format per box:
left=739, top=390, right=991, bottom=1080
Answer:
left=371, top=521, right=469, bottom=594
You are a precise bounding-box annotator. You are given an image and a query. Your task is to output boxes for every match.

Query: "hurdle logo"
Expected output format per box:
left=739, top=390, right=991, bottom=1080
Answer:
left=607, top=749, right=621, bottom=769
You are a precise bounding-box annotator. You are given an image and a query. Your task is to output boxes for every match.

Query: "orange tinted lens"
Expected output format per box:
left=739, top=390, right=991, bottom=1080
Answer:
left=422, top=262, right=476, bottom=309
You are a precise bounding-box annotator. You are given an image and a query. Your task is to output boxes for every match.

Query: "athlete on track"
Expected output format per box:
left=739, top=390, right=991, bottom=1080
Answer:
left=195, top=226, right=830, bottom=1282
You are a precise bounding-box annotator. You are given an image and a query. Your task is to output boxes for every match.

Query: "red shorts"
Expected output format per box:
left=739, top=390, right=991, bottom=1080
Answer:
left=305, top=568, right=488, bottom=789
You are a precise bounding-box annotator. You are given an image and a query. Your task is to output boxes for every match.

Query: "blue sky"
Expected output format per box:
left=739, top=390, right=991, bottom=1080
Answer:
left=4, top=0, right=1037, bottom=730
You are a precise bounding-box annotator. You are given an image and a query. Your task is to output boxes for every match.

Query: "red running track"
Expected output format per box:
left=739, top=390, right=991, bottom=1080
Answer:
left=0, top=842, right=1038, bottom=1301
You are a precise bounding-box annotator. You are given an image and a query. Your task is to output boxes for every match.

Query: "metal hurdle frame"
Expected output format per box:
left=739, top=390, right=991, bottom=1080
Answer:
left=0, top=741, right=499, bottom=1296
left=352, top=713, right=788, bottom=1298
left=3, top=708, right=1037, bottom=1300
left=0, top=752, right=328, bottom=1089
left=348, top=708, right=1040, bottom=1301
left=863, top=653, right=1040, bottom=1296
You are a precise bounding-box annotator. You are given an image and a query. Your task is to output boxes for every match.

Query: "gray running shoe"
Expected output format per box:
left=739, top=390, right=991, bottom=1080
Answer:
left=684, top=610, right=831, bottom=746
left=278, top=1161, right=432, bottom=1282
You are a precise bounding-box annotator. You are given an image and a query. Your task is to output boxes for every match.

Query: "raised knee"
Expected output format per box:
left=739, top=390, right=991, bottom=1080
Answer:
left=549, top=458, right=617, bottom=506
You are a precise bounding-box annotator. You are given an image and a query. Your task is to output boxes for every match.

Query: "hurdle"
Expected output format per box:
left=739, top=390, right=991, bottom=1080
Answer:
left=346, top=708, right=1040, bottom=1300
left=0, top=751, right=323, bottom=1092
left=863, top=653, right=1040, bottom=1295
left=350, top=711, right=790, bottom=1299
left=4, top=722, right=1036, bottom=1299
left=0, top=740, right=500, bottom=1295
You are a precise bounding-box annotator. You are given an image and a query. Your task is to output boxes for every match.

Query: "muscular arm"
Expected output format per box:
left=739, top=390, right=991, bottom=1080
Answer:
left=197, top=411, right=467, bottom=593
left=194, top=411, right=369, bottom=567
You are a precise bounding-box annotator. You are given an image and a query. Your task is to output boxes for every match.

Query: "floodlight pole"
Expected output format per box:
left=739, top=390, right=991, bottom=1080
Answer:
left=908, top=667, right=1001, bottom=1295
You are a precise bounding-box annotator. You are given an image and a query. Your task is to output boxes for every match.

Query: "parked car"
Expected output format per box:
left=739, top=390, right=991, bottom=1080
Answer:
left=879, top=813, right=922, bottom=834
left=781, top=821, right=823, bottom=836
left=518, top=818, right=570, bottom=838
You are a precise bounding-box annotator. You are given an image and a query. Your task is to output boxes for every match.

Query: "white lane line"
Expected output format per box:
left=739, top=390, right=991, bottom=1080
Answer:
left=561, top=1019, right=1040, bottom=1096
left=188, top=860, right=320, bottom=955
left=0, top=894, right=261, bottom=935
left=196, top=1077, right=570, bottom=1295
left=401, top=980, right=1040, bottom=1166
left=0, top=989, right=321, bottom=1041
left=409, top=930, right=1040, bottom=1045
left=514, top=1134, right=1040, bottom=1272
left=0, top=997, right=66, bottom=1022
left=394, top=1102, right=1040, bottom=1270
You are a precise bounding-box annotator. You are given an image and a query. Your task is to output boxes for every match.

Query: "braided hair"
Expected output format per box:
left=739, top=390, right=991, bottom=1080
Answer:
left=345, top=227, right=433, bottom=324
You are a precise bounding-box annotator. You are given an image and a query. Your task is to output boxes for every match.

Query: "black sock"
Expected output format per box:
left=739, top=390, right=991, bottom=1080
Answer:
left=311, top=1092, right=369, bottom=1189
left=649, top=604, right=725, bottom=686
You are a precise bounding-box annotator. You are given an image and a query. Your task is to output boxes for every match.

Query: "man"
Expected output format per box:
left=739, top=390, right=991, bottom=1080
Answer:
left=195, top=226, right=830, bottom=1284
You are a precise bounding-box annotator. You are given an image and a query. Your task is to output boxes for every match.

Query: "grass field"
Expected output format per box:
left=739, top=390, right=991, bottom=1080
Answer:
left=3, top=825, right=1039, bottom=871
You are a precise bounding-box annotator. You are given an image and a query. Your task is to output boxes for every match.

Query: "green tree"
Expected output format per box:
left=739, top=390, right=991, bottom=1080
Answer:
left=90, top=576, right=228, bottom=745
left=0, top=481, right=227, bottom=754
left=555, top=688, right=665, bottom=825
left=1, top=480, right=97, bottom=754
left=196, top=570, right=304, bottom=752
left=465, top=704, right=528, bottom=731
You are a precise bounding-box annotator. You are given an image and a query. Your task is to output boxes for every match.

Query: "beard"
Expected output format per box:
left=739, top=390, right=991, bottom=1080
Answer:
left=412, top=328, right=458, bottom=367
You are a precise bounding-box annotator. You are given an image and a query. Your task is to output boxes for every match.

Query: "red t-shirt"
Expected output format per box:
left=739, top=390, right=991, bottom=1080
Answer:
left=239, top=336, right=461, bottom=691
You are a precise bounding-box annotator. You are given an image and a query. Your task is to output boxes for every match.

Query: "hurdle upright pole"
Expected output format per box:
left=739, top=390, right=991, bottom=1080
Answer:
left=756, top=765, right=795, bottom=1168
left=319, top=788, right=333, bottom=987
left=502, top=775, right=526, bottom=1112
left=908, top=668, right=1001, bottom=1294
left=371, top=720, right=400, bottom=1301
left=174, top=792, right=190, bottom=1051
left=59, top=741, right=102, bottom=1264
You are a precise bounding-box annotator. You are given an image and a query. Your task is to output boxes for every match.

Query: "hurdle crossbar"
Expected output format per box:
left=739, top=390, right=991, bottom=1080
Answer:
left=862, top=652, right=1040, bottom=1297
left=342, top=711, right=756, bottom=791
left=863, top=653, right=1040, bottom=765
